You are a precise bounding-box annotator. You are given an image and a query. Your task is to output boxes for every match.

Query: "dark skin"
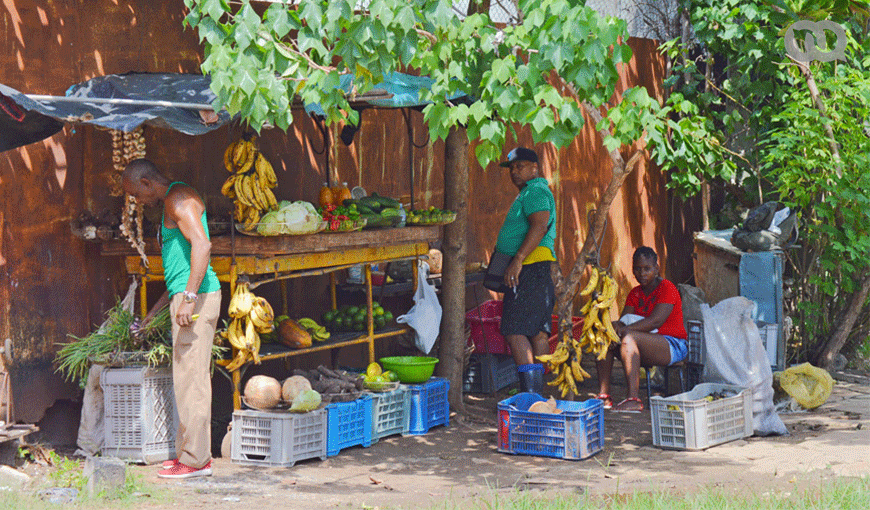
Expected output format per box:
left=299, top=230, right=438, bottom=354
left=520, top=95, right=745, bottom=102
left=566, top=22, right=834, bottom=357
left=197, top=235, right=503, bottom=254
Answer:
left=122, top=174, right=212, bottom=328
left=502, top=159, right=551, bottom=365
left=596, top=254, right=673, bottom=411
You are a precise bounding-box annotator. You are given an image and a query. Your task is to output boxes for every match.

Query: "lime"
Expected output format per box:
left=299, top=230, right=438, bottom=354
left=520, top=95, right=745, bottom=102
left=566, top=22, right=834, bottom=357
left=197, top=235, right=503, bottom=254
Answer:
left=384, top=311, right=394, bottom=322
left=366, top=362, right=382, bottom=378
left=353, top=311, right=367, bottom=324
left=373, top=305, right=385, bottom=316
left=374, top=316, right=386, bottom=329
left=353, top=322, right=365, bottom=332
left=383, top=370, right=399, bottom=382
left=347, top=305, right=360, bottom=316
left=323, top=310, right=337, bottom=322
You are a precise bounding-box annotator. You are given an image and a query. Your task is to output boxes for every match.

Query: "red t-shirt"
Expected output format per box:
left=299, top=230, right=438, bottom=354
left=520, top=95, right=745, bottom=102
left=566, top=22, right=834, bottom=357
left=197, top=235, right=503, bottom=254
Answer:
left=624, top=279, right=686, bottom=339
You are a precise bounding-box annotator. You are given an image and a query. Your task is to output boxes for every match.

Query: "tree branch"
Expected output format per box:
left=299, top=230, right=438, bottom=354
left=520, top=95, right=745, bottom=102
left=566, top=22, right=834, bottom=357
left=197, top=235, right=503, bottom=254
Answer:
left=790, top=56, right=843, bottom=178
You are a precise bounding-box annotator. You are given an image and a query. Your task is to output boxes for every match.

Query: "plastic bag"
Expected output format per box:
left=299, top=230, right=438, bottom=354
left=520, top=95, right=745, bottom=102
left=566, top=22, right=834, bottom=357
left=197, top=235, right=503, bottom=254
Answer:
left=779, top=362, right=834, bottom=410
left=396, top=261, right=442, bottom=354
left=700, top=297, right=788, bottom=436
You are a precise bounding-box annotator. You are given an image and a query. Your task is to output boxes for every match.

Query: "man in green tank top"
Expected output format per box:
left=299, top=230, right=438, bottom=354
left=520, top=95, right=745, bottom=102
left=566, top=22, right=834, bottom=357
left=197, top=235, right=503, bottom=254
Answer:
left=123, top=159, right=221, bottom=479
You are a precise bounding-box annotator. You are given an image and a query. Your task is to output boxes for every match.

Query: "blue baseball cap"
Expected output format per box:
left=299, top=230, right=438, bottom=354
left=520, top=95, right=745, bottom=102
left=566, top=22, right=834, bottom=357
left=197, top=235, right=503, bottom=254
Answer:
left=500, top=147, right=539, bottom=167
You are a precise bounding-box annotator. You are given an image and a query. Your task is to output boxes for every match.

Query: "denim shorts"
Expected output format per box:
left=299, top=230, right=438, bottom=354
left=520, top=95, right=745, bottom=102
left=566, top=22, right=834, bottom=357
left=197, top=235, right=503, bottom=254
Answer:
left=665, top=335, right=688, bottom=365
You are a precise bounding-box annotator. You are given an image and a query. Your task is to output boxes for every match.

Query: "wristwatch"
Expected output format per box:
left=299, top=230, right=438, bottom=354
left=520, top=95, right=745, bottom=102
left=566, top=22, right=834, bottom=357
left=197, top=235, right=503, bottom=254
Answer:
left=182, top=291, right=198, bottom=303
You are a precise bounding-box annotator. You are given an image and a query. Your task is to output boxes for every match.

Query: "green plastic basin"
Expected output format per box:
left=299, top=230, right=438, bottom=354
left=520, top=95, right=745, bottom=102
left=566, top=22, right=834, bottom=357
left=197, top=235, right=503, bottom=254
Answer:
left=379, top=356, right=439, bottom=383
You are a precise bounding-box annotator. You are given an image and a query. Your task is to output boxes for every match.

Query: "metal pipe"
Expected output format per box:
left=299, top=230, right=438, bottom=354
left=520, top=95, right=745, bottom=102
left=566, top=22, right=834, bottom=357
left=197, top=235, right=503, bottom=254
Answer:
left=24, top=94, right=216, bottom=110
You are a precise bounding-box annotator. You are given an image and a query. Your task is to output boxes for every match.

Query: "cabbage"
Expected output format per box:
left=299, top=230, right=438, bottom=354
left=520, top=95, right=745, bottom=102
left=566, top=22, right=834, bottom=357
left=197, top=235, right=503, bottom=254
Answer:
left=256, top=211, right=282, bottom=236
left=290, top=389, right=322, bottom=412
left=278, top=201, right=322, bottom=235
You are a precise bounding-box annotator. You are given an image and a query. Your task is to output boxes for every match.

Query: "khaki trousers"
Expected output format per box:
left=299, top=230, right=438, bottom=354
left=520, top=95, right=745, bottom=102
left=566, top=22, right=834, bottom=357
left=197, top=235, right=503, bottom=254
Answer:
left=170, top=290, right=221, bottom=469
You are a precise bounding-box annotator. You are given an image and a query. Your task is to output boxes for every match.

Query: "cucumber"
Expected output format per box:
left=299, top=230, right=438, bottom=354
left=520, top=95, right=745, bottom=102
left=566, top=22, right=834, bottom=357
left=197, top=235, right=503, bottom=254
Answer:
left=355, top=203, right=376, bottom=215
left=358, top=196, right=383, bottom=212
left=380, top=207, right=400, bottom=218
left=370, top=192, right=400, bottom=209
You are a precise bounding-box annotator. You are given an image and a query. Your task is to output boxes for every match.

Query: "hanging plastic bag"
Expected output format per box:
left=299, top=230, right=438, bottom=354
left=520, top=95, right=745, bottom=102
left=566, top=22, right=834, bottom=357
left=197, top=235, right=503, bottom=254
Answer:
left=396, top=261, right=442, bottom=354
left=778, top=362, right=834, bottom=410
left=701, top=296, right=788, bottom=436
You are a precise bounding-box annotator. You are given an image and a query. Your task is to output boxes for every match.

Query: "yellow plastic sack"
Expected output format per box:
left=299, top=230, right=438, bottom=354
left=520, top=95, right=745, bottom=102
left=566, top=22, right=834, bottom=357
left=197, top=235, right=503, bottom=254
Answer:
left=779, top=363, right=834, bottom=409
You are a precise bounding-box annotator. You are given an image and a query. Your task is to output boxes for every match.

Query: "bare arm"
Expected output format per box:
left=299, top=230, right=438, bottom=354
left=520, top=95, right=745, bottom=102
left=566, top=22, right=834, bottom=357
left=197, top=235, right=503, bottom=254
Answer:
left=504, top=210, right=550, bottom=287
left=167, top=193, right=212, bottom=326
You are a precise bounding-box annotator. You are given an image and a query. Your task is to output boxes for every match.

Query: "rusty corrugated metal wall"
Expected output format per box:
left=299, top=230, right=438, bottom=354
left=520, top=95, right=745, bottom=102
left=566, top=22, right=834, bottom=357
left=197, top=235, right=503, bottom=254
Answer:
left=0, top=1, right=700, bottom=424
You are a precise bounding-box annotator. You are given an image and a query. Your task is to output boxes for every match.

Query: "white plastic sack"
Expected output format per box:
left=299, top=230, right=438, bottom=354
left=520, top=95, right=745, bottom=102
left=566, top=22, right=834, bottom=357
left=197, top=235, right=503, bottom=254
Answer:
left=700, top=297, right=788, bottom=436
left=76, top=279, right=138, bottom=455
left=396, top=261, right=442, bottom=354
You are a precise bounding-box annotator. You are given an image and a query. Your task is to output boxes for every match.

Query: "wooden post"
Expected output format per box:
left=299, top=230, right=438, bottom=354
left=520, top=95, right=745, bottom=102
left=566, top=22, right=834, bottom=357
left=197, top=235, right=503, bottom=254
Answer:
left=439, top=127, right=468, bottom=415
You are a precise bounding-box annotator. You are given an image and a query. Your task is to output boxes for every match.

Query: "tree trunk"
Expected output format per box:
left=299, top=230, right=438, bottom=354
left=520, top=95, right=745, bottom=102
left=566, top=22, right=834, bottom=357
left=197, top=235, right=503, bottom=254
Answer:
left=816, top=271, right=870, bottom=370
left=551, top=103, right=643, bottom=338
left=794, top=59, right=843, bottom=177
left=438, top=127, right=468, bottom=415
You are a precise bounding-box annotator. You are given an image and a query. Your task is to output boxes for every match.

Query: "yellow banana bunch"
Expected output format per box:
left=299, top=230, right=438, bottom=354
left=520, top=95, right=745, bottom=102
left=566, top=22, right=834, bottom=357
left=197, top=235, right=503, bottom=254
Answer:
left=578, top=265, right=620, bottom=361
left=223, top=283, right=277, bottom=371
left=221, top=136, right=280, bottom=231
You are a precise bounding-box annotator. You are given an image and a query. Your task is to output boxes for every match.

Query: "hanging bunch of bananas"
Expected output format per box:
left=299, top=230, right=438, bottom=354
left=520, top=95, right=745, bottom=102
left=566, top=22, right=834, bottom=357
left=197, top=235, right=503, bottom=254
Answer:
left=536, top=265, right=620, bottom=397
left=223, top=282, right=275, bottom=371
left=577, top=265, right=620, bottom=360
left=221, top=135, right=279, bottom=230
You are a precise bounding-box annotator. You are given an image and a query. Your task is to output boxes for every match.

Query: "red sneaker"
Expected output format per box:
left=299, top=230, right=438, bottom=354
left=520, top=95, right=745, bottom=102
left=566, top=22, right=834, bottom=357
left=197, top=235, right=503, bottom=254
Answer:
left=161, top=459, right=179, bottom=469
left=157, top=460, right=212, bottom=479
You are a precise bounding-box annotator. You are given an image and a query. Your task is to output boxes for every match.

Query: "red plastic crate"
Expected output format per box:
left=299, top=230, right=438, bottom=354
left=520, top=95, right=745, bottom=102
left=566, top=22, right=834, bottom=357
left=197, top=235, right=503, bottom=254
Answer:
left=466, top=300, right=508, bottom=354
left=548, top=315, right=584, bottom=349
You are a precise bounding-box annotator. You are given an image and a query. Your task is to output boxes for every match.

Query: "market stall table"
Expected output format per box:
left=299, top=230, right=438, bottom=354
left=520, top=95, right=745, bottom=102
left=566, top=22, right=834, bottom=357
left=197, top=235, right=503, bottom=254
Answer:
left=101, top=226, right=439, bottom=409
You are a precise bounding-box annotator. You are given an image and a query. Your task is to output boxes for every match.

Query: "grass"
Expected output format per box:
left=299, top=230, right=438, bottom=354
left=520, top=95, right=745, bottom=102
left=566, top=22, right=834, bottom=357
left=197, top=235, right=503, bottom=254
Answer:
left=427, top=476, right=870, bottom=510
left=1, top=451, right=169, bottom=510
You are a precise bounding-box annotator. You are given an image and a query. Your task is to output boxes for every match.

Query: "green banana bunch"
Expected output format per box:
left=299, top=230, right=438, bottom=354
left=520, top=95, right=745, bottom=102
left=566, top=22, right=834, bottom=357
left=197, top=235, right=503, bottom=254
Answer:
left=297, top=317, right=330, bottom=342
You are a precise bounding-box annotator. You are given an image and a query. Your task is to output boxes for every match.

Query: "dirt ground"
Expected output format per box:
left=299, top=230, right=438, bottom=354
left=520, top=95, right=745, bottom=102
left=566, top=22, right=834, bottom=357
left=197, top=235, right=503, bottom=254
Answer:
left=11, top=371, right=870, bottom=509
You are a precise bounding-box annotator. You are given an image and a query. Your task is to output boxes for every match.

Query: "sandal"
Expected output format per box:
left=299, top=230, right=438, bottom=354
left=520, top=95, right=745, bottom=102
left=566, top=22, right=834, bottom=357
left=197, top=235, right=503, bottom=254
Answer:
left=614, top=397, right=644, bottom=413
left=595, top=394, right=613, bottom=410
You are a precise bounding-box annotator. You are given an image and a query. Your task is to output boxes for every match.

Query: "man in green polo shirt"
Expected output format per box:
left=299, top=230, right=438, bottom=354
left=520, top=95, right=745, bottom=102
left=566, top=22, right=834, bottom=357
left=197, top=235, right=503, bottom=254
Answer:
left=495, top=147, right=556, bottom=394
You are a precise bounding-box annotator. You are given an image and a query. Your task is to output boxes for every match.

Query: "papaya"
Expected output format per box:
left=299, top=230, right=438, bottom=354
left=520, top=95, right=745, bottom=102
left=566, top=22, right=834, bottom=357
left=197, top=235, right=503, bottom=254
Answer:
left=278, top=319, right=312, bottom=349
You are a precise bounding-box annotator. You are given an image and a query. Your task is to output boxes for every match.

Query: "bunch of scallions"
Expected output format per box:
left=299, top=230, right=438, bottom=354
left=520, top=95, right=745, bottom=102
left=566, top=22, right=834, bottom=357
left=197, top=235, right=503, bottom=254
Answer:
left=55, top=300, right=225, bottom=387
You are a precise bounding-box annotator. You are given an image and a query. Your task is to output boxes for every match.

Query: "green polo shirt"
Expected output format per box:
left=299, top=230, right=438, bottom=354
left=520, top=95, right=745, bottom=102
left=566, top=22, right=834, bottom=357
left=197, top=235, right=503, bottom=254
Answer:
left=495, top=177, right=556, bottom=261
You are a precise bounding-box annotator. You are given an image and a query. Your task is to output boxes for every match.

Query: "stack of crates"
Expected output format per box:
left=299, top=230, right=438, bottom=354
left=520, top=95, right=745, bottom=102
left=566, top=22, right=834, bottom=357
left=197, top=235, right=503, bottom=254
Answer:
left=463, top=353, right=517, bottom=394
left=685, top=320, right=705, bottom=389
left=101, top=366, right=178, bottom=465
left=231, top=408, right=327, bottom=467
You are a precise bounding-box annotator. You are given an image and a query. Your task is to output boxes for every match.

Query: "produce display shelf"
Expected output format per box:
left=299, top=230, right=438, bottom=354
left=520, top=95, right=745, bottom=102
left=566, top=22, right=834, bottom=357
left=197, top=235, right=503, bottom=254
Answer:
left=650, top=383, right=753, bottom=451
left=497, top=394, right=604, bottom=461
left=253, top=325, right=409, bottom=362
left=369, top=386, right=411, bottom=443
left=326, top=394, right=373, bottom=456
left=404, top=377, right=450, bottom=436
left=231, top=408, right=327, bottom=467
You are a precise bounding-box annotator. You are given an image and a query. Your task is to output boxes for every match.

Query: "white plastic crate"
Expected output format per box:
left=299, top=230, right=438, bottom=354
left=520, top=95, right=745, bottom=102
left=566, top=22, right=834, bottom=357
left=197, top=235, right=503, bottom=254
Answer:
left=369, top=387, right=411, bottom=443
left=100, top=366, right=178, bottom=464
left=650, top=383, right=753, bottom=450
left=231, top=408, right=327, bottom=467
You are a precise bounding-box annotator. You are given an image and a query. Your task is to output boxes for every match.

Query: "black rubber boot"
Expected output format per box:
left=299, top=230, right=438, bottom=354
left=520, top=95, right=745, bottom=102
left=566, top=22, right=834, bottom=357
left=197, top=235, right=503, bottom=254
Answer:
left=519, top=367, right=544, bottom=395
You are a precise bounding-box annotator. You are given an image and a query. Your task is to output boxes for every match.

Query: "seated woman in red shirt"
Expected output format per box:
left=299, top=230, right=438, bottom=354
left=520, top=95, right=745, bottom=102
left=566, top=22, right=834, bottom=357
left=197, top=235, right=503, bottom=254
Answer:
left=595, top=246, right=687, bottom=413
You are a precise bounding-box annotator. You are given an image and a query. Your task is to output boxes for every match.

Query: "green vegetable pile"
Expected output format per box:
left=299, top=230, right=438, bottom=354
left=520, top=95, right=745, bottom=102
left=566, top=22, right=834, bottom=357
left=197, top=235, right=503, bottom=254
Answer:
left=321, top=303, right=394, bottom=333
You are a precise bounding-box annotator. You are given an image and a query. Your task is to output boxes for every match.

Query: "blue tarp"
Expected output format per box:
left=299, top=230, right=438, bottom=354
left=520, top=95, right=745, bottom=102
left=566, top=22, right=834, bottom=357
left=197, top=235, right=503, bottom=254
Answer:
left=1, top=71, right=462, bottom=152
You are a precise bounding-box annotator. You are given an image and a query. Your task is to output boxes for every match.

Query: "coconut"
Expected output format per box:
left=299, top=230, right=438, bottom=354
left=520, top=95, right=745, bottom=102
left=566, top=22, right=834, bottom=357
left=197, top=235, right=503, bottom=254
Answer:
left=244, top=375, right=282, bottom=409
left=281, top=375, right=312, bottom=404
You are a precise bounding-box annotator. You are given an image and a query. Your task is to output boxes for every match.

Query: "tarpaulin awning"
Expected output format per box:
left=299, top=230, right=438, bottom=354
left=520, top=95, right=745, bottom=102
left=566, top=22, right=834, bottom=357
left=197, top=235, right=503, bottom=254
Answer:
left=1, top=71, right=465, bottom=152
left=0, top=73, right=233, bottom=152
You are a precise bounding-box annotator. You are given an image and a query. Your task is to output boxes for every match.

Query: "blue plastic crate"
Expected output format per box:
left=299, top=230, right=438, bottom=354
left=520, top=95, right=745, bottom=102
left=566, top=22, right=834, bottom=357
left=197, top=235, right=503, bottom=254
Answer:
left=497, top=393, right=604, bottom=460
left=403, top=377, right=450, bottom=436
left=369, top=387, right=411, bottom=443
left=325, top=395, right=373, bottom=456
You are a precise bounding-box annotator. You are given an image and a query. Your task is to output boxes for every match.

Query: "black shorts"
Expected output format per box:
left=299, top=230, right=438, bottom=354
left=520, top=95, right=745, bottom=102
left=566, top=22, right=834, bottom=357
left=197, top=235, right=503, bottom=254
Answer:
left=500, top=261, right=555, bottom=338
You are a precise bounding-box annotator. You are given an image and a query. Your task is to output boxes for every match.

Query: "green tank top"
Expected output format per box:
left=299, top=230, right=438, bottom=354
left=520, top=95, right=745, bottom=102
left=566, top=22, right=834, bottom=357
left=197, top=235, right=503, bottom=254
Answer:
left=161, top=182, right=221, bottom=297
